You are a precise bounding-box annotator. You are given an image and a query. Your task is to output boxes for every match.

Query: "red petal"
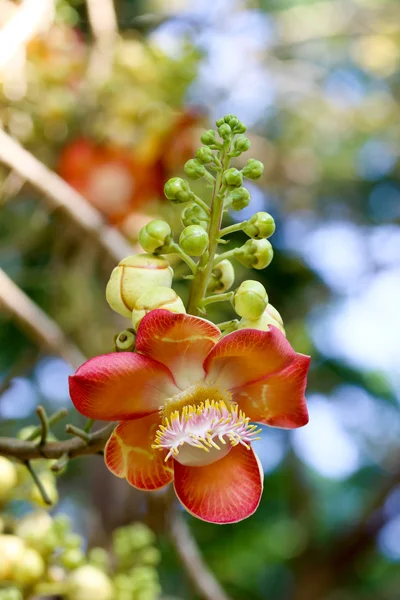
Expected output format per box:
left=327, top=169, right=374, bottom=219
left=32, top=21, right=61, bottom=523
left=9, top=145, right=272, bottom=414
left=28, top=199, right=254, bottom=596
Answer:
left=204, top=326, right=299, bottom=390
left=136, top=310, right=221, bottom=389
left=174, top=445, right=263, bottom=524
left=105, top=414, right=174, bottom=490
left=69, top=352, right=178, bottom=421
left=233, top=354, right=310, bottom=428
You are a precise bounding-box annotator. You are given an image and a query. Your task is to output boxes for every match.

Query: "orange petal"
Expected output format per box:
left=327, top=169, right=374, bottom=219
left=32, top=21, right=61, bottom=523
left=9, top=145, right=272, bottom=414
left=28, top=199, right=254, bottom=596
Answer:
left=105, top=414, right=174, bottom=490
left=136, top=310, right=221, bottom=389
left=204, top=326, right=300, bottom=390
left=69, top=352, right=178, bottom=421
left=233, top=354, right=310, bottom=428
left=174, top=445, right=263, bottom=523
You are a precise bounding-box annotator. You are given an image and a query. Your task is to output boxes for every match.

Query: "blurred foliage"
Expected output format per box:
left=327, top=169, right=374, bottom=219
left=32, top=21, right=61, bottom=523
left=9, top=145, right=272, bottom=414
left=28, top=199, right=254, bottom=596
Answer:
left=1, top=0, right=400, bottom=599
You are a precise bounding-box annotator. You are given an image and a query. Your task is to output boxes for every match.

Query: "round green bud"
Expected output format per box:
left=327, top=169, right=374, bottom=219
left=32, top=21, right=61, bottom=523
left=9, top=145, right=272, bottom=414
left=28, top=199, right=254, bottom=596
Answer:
left=88, top=547, right=109, bottom=571
left=114, top=329, right=136, bottom=352
left=195, top=146, right=214, bottom=164
left=230, top=186, right=251, bottom=211
left=139, top=220, right=171, bottom=254
left=181, top=203, right=209, bottom=230
left=60, top=547, right=85, bottom=570
left=132, top=287, right=186, bottom=330
left=200, top=129, right=217, bottom=146
left=207, top=259, right=235, bottom=294
left=223, top=168, right=243, bottom=188
left=139, top=547, right=161, bottom=566
left=215, top=118, right=225, bottom=127
left=184, top=159, right=206, bottom=180
left=243, top=212, right=275, bottom=239
left=223, top=114, right=236, bottom=124
left=235, top=239, right=274, bottom=269
left=218, top=123, right=231, bottom=140
left=179, top=225, right=209, bottom=256
left=127, top=523, right=156, bottom=550
left=227, top=117, right=239, bottom=128
left=13, top=547, right=45, bottom=587
left=234, top=122, right=247, bottom=133
left=164, top=177, right=193, bottom=203
left=238, top=303, right=285, bottom=335
left=233, top=135, right=250, bottom=153
left=234, top=280, right=268, bottom=320
left=67, top=565, right=114, bottom=600
left=15, top=511, right=56, bottom=557
left=242, top=158, right=264, bottom=180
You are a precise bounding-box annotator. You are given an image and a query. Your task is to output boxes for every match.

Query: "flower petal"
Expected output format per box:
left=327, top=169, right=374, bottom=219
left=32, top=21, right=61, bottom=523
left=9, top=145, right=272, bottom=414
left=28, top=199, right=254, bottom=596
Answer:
left=69, top=352, right=178, bottom=421
left=136, top=310, right=221, bottom=389
left=173, top=445, right=263, bottom=524
left=233, top=354, right=310, bottom=428
left=105, top=414, right=174, bottom=490
left=204, top=326, right=300, bottom=390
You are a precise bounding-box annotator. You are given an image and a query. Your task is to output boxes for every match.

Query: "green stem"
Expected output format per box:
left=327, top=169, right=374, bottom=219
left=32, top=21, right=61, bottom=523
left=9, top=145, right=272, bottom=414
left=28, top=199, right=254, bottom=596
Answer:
left=219, top=221, right=247, bottom=237
left=201, top=292, right=234, bottom=308
left=65, top=424, right=91, bottom=443
left=192, top=194, right=211, bottom=215
left=84, top=418, right=95, bottom=433
left=187, top=142, right=231, bottom=315
left=203, top=170, right=216, bottom=185
left=26, top=408, right=68, bottom=442
left=213, top=248, right=237, bottom=266
left=217, top=319, right=239, bottom=333
left=25, top=460, right=52, bottom=505
left=36, top=405, right=49, bottom=446
left=167, top=244, right=197, bottom=274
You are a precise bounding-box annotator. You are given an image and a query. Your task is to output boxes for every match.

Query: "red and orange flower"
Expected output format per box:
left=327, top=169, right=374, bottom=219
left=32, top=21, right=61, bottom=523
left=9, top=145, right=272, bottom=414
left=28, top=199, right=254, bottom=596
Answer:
left=69, top=310, right=310, bottom=524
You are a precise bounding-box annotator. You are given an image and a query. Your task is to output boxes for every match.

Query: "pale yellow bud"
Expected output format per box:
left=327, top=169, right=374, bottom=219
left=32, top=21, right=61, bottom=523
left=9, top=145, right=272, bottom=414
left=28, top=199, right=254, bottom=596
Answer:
left=0, top=457, right=17, bottom=504
left=67, top=565, right=114, bottom=600
left=0, top=535, right=25, bottom=580
left=15, top=511, right=56, bottom=556
left=207, top=260, right=235, bottom=294
left=238, top=303, right=285, bottom=335
left=13, top=547, right=45, bottom=586
left=106, top=254, right=173, bottom=318
left=132, top=287, right=186, bottom=330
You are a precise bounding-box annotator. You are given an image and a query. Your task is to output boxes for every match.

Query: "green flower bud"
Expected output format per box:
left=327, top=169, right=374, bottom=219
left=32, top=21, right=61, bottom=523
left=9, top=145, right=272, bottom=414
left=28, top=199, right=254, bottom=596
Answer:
left=230, top=186, right=251, bottom=211
left=140, top=547, right=161, bottom=566
left=132, top=287, right=186, bottom=330
left=215, top=118, right=225, bottom=127
left=243, top=212, right=275, bottom=239
left=200, top=129, right=217, bottom=146
left=234, top=280, right=268, bottom=320
left=242, top=158, right=264, bottom=180
left=234, top=122, right=247, bottom=134
left=139, top=220, right=172, bottom=254
left=222, top=114, right=236, bottom=124
left=114, top=329, right=136, bottom=352
left=233, top=135, right=250, bottom=153
left=238, top=303, right=285, bottom=335
left=13, top=547, right=45, bottom=587
left=67, top=565, right=114, bottom=600
left=207, top=259, right=235, bottom=294
left=184, top=159, right=206, bottom=180
left=218, top=123, right=231, bottom=140
left=181, top=203, right=209, bottom=230
left=195, top=146, right=214, bottom=164
left=127, top=523, right=156, bottom=550
left=223, top=168, right=243, bottom=188
left=235, top=239, right=274, bottom=269
left=60, top=548, right=85, bottom=570
left=106, top=254, right=173, bottom=318
left=179, top=225, right=209, bottom=256
left=15, top=511, right=56, bottom=557
left=88, top=547, right=109, bottom=571
left=227, top=117, right=239, bottom=129
left=0, top=457, right=17, bottom=504
left=164, top=177, right=193, bottom=203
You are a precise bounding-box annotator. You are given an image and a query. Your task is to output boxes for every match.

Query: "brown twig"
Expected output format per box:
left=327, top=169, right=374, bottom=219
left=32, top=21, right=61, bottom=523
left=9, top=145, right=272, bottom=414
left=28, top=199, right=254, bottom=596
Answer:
left=0, top=129, right=132, bottom=263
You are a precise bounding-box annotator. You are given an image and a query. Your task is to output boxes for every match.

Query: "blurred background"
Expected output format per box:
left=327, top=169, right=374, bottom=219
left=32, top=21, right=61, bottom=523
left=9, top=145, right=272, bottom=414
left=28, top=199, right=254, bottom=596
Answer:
left=1, top=0, right=400, bottom=599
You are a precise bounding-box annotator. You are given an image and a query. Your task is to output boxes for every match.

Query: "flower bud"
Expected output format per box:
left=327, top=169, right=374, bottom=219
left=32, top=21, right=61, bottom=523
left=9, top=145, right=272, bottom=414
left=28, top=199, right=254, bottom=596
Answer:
left=238, top=303, right=285, bottom=335
left=67, top=565, right=114, bottom=600
left=179, top=225, right=209, bottom=256
left=230, top=186, right=251, bottom=211
left=234, top=280, right=268, bottom=319
left=195, top=146, right=214, bottom=164
left=223, top=168, right=243, bottom=189
left=222, top=114, right=235, bottom=125
left=0, top=535, right=25, bottom=581
left=184, top=159, right=206, bottom=180
left=106, top=254, right=173, bottom=318
left=15, top=511, right=56, bottom=556
left=200, top=130, right=217, bottom=146
left=132, top=287, right=186, bottom=330
left=0, top=457, right=17, bottom=504
left=139, top=220, right=172, bottom=254
left=181, top=203, right=209, bottom=230
left=207, top=260, right=235, bottom=294
left=233, top=135, right=250, bottom=153
left=227, top=116, right=239, bottom=129
left=235, top=239, right=274, bottom=269
left=114, top=329, right=136, bottom=352
left=243, top=212, right=275, bottom=239
left=164, top=177, right=193, bottom=203
left=61, top=548, right=85, bottom=570
left=13, top=547, right=45, bottom=586
left=218, top=123, right=231, bottom=140
left=215, top=118, right=225, bottom=127
left=234, top=122, right=247, bottom=133
left=242, top=158, right=264, bottom=180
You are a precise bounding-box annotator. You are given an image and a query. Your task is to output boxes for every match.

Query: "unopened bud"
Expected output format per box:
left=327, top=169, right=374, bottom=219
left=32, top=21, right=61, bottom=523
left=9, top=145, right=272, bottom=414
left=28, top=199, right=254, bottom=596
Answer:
left=195, top=146, right=214, bottom=164
left=235, top=239, right=274, bottom=269
left=223, top=168, right=243, bottom=189
left=164, top=177, right=193, bottom=203
left=200, top=130, right=217, bottom=146
left=114, top=329, right=136, bottom=352
left=67, top=565, right=114, bottom=600
left=181, top=203, right=209, bottom=229
left=218, top=123, right=231, bottom=140
left=13, top=548, right=45, bottom=586
left=132, top=287, right=186, bottom=330
left=207, top=259, right=235, bottom=294
left=0, top=535, right=25, bottom=581
left=106, top=254, right=173, bottom=318
left=238, top=303, right=285, bottom=335
left=139, top=220, right=172, bottom=254
left=234, top=122, right=247, bottom=133
left=15, top=511, right=56, bottom=557
left=0, top=457, right=17, bottom=504
left=234, top=280, right=268, bottom=319
left=243, top=212, right=275, bottom=239
left=61, top=548, right=85, bottom=570
left=184, top=159, right=206, bottom=180
left=242, top=158, right=264, bottom=180
left=215, top=118, right=225, bottom=127
left=233, top=135, right=250, bottom=153
left=222, top=114, right=236, bottom=125
left=230, top=186, right=251, bottom=211
left=179, top=225, right=209, bottom=256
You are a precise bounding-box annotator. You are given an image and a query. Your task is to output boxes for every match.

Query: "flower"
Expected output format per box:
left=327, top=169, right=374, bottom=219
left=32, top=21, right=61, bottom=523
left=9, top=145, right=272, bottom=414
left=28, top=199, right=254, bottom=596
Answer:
left=69, top=310, right=309, bottom=524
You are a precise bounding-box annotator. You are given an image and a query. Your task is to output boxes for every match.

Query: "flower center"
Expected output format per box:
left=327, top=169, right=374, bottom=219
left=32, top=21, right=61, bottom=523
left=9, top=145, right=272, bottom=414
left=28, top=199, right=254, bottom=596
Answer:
left=152, top=399, right=261, bottom=468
